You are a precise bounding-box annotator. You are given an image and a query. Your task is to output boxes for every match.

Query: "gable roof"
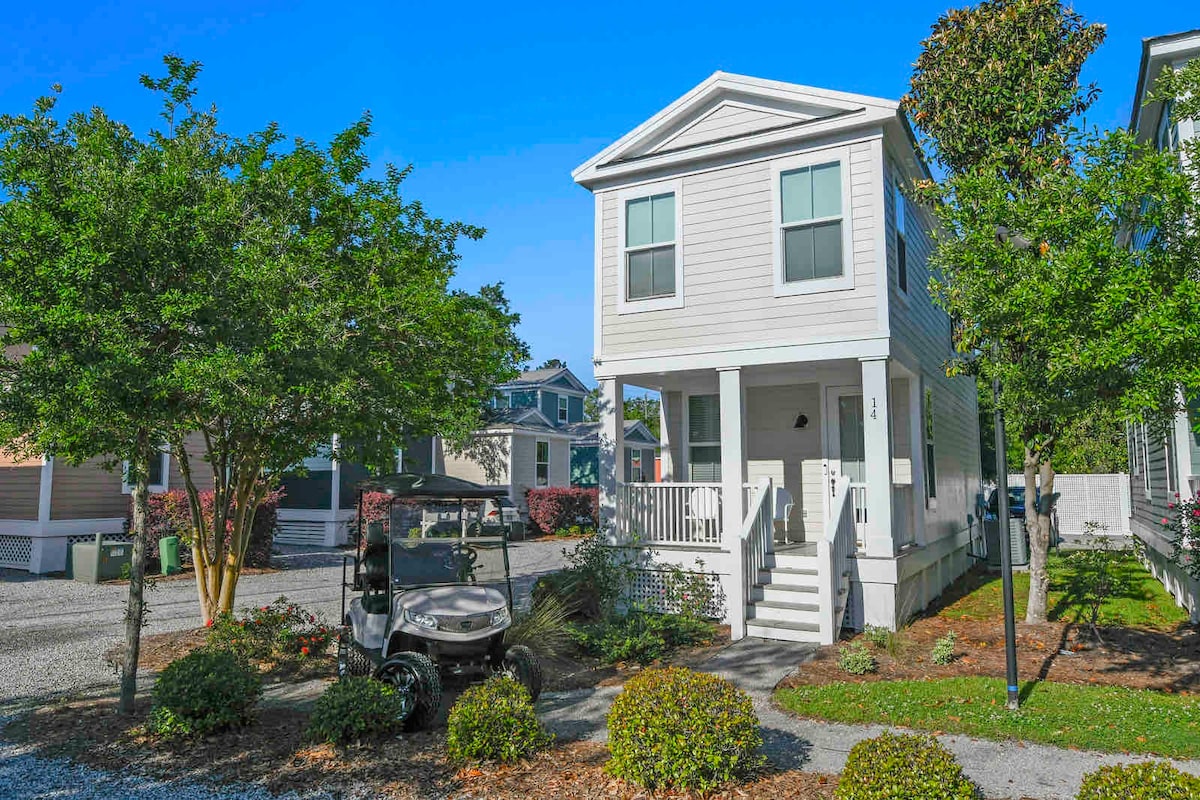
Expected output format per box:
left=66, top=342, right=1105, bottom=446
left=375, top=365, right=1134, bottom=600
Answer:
left=1130, top=29, right=1200, bottom=137
left=498, top=366, right=589, bottom=395
left=480, top=406, right=564, bottom=435
left=562, top=419, right=659, bottom=448
left=573, top=71, right=902, bottom=188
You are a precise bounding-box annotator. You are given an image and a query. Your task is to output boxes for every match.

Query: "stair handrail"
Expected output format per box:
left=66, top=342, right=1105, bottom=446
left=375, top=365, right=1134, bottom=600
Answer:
left=818, top=475, right=855, bottom=644
left=740, top=477, right=774, bottom=613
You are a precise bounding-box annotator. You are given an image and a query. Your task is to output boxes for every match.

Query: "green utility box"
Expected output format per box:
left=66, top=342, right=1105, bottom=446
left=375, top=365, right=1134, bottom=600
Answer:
left=70, top=533, right=133, bottom=583
left=159, top=535, right=181, bottom=575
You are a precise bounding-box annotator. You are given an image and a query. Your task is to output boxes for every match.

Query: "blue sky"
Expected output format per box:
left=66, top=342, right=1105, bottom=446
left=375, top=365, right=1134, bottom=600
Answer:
left=2, top=1, right=1195, bottom=386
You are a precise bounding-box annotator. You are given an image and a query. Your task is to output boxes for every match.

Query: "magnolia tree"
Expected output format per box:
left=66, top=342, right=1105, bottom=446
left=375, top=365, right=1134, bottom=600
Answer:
left=904, top=0, right=1200, bottom=622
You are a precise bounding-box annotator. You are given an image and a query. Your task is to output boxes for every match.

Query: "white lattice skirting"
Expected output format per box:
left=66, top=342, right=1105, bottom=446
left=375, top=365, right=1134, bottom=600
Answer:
left=626, top=568, right=725, bottom=619
left=0, top=535, right=32, bottom=569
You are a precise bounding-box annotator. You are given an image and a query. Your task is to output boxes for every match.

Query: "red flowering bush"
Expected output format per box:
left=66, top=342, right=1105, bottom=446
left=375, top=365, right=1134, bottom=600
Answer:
left=526, top=488, right=599, bottom=536
left=359, top=491, right=395, bottom=534
left=132, top=486, right=283, bottom=570
left=1160, top=492, right=1200, bottom=580
left=206, top=596, right=332, bottom=663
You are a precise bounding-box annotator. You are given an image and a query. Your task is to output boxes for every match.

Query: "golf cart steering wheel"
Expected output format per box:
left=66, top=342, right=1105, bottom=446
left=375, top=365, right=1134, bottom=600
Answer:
left=441, top=542, right=478, bottom=582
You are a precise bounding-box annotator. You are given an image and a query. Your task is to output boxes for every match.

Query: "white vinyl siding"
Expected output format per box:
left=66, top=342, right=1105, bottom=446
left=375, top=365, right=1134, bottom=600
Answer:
left=598, top=137, right=879, bottom=357
left=687, top=394, right=721, bottom=481
left=657, top=104, right=801, bottom=152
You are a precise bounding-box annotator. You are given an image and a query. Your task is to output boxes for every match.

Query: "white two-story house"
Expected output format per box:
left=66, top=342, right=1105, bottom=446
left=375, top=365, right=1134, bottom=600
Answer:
left=573, top=72, right=982, bottom=642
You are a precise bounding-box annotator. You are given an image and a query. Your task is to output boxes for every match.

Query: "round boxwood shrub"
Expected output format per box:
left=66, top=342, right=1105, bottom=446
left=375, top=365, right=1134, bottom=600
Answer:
left=1076, top=762, right=1200, bottom=800
left=146, top=648, right=262, bottom=738
left=606, top=667, right=763, bottom=791
left=446, top=676, right=552, bottom=763
left=307, top=676, right=411, bottom=745
left=835, top=732, right=977, bottom=800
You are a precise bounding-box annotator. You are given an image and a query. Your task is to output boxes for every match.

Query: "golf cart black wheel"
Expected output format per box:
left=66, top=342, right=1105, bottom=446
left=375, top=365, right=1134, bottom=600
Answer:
left=337, top=634, right=373, bottom=679
left=376, top=651, right=441, bottom=731
left=500, top=644, right=542, bottom=702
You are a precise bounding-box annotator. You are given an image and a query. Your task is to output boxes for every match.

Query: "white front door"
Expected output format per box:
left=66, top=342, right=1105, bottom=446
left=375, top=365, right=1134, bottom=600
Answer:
left=825, top=385, right=868, bottom=543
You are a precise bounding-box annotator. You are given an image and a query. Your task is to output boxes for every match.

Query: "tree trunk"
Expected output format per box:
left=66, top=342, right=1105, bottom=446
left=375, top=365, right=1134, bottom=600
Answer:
left=119, top=437, right=151, bottom=715
left=1024, top=449, right=1054, bottom=624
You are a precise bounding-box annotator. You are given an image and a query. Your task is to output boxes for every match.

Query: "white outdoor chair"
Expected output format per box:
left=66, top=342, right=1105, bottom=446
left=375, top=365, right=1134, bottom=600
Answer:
left=687, top=487, right=721, bottom=543
left=773, top=486, right=796, bottom=544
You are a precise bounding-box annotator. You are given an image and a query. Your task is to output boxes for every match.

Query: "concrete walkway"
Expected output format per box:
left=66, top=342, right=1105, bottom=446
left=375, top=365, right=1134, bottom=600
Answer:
left=537, top=638, right=1200, bottom=800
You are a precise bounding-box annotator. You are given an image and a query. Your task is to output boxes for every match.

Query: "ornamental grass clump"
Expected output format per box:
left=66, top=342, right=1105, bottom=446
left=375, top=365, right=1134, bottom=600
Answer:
left=307, top=676, right=411, bottom=745
left=1076, top=762, right=1200, bottom=800
left=446, top=676, right=552, bottom=763
left=146, top=648, right=262, bottom=739
left=835, top=732, right=978, bottom=800
left=605, top=667, right=763, bottom=791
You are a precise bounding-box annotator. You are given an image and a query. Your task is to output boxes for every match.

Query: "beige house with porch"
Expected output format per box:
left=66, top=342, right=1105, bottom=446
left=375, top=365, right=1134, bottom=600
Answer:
left=573, top=72, right=983, bottom=642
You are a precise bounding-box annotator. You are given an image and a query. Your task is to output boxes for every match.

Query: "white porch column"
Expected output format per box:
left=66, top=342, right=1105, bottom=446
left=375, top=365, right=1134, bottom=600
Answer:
left=718, top=367, right=747, bottom=640
left=657, top=391, right=672, bottom=482
left=861, top=357, right=895, bottom=558
left=38, top=455, right=54, bottom=532
left=907, top=374, right=928, bottom=546
left=598, top=377, right=625, bottom=542
left=328, top=435, right=342, bottom=547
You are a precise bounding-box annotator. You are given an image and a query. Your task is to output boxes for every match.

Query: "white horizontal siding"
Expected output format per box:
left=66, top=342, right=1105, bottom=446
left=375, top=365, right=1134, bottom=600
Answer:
left=599, top=137, right=883, bottom=359
left=660, top=105, right=798, bottom=152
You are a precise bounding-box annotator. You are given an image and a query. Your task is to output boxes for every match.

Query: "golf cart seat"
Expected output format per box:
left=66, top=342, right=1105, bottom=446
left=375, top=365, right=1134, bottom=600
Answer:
left=365, top=520, right=387, bottom=545
left=362, top=540, right=389, bottom=590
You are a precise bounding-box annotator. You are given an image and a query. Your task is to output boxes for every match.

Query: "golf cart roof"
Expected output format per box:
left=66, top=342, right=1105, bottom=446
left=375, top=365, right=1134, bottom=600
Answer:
left=357, top=472, right=506, bottom=500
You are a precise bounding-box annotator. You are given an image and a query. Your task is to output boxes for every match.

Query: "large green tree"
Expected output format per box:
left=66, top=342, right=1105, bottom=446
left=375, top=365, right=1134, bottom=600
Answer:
left=905, top=0, right=1200, bottom=623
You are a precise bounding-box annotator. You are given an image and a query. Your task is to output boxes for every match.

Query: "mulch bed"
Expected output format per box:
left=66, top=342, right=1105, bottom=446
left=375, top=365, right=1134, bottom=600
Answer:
left=2, top=692, right=837, bottom=800
left=779, top=590, right=1200, bottom=695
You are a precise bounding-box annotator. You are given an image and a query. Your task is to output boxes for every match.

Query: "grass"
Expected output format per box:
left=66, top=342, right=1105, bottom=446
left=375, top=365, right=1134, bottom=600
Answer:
left=775, top=677, right=1200, bottom=759
left=937, top=552, right=1190, bottom=630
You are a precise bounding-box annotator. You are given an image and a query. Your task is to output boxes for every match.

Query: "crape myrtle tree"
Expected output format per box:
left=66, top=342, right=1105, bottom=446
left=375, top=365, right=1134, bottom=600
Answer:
left=0, top=62, right=239, bottom=713
left=904, top=0, right=1200, bottom=623
left=154, top=61, right=527, bottom=622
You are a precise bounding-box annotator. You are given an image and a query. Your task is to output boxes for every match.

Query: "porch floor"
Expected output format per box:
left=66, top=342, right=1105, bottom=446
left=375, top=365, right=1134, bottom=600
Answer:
left=773, top=541, right=817, bottom=556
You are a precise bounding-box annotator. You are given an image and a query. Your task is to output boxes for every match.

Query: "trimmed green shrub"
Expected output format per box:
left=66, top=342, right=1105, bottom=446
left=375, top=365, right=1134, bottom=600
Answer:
left=836, top=732, right=977, bottom=800
left=606, top=667, right=763, bottom=791
left=837, top=642, right=878, bottom=675
left=932, top=631, right=958, bottom=665
left=307, top=676, right=410, bottom=745
left=146, top=648, right=262, bottom=738
left=446, top=676, right=552, bottom=763
left=1076, top=762, right=1200, bottom=800
left=569, top=611, right=714, bottom=665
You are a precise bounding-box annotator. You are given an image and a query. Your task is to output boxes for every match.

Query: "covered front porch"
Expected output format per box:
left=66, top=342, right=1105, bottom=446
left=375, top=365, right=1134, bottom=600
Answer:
left=596, top=357, right=930, bottom=643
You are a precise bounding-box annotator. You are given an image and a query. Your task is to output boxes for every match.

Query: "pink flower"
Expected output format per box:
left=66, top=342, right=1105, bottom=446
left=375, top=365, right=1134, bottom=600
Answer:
left=1175, top=492, right=1181, bottom=498
left=1161, top=517, right=1170, bottom=525
left=300, top=646, right=310, bottom=656
left=1192, top=509, right=1200, bottom=519
left=1169, top=502, right=1176, bottom=509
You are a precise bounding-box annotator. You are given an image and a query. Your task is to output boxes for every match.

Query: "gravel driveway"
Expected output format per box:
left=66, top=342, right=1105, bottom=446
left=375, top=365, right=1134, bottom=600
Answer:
left=0, top=539, right=568, bottom=709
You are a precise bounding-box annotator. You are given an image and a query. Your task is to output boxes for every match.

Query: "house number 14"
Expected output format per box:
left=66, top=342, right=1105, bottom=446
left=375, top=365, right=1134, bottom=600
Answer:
left=870, top=398, right=877, bottom=419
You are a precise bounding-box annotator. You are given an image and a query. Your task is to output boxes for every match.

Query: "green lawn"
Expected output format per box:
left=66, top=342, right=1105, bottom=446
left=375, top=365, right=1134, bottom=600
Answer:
left=775, top=677, right=1200, bottom=759
left=937, top=552, right=1189, bottom=630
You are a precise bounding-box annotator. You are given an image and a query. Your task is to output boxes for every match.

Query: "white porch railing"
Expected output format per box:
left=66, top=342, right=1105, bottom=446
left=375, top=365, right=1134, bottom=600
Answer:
left=819, top=476, right=856, bottom=643
left=741, top=477, right=774, bottom=610
left=616, top=482, right=723, bottom=545
left=850, top=482, right=867, bottom=549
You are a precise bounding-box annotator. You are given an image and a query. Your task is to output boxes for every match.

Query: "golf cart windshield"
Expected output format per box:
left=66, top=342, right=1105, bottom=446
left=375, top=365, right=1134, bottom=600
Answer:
left=390, top=534, right=508, bottom=588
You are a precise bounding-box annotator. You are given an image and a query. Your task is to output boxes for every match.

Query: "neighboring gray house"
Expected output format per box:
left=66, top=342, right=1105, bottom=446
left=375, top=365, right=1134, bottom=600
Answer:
left=568, top=419, right=659, bottom=487
left=1126, top=29, right=1200, bottom=623
left=574, top=72, right=983, bottom=643
left=492, top=366, right=589, bottom=426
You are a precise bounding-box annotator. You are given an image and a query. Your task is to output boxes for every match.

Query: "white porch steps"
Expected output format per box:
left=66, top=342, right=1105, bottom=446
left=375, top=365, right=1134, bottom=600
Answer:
left=745, top=551, right=826, bottom=643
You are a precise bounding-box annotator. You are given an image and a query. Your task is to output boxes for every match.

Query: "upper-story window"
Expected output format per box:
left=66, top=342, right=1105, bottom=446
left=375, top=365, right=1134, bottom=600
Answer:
left=558, top=395, right=569, bottom=423
left=616, top=179, right=684, bottom=313
left=772, top=148, right=853, bottom=296
left=1156, top=99, right=1180, bottom=153
left=535, top=440, right=550, bottom=487
left=894, top=175, right=908, bottom=294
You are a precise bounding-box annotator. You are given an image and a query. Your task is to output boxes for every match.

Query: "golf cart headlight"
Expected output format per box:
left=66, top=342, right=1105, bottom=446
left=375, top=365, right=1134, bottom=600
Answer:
left=406, top=610, right=438, bottom=630
left=490, top=607, right=510, bottom=627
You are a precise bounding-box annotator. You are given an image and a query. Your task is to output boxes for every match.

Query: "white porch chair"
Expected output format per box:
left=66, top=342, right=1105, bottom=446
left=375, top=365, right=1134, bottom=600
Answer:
left=686, top=487, right=721, bottom=543
left=773, top=486, right=796, bottom=544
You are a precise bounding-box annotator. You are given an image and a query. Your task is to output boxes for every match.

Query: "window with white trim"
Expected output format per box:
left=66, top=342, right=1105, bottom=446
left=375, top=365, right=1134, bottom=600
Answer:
left=780, top=160, right=844, bottom=283
left=558, top=395, right=568, bottom=423
left=535, top=440, right=550, bottom=487
left=687, top=394, right=721, bottom=482
left=894, top=175, right=908, bottom=294
left=624, top=192, right=676, bottom=301
left=1141, top=423, right=1152, bottom=497
left=122, top=446, right=170, bottom=494
left=1165, top=431, right=1177, bottom=496
left=1156, top=99, right=1180, bottom=153
left=630, top=449, right=644, bottom=483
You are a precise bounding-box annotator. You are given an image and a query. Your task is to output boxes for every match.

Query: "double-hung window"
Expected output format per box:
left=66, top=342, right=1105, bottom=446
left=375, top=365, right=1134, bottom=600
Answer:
left=617, top=180, right=683, bottom=313
left=535, top=440, right=550, bottom=487
left=687, top=394, right=721, bottom=482
left=629, top=450, right=644, bottom=483
left=923, top=387, right=937, bottom=505
left=894, top=175, right=908, bottom=294
left=773, top=150, right=852, bottom=295
left=558, top=395, right=569, bottom=423
left=122, top=445, right=170, bottom=494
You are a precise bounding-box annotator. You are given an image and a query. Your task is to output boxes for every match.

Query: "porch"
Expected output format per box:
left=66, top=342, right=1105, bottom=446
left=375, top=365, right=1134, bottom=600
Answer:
left=597, top=357, right=932, bottom=643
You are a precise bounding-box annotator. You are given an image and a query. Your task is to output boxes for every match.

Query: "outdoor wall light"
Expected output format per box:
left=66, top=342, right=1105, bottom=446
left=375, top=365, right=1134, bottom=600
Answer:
left=793, top=413, right=809, bottom=429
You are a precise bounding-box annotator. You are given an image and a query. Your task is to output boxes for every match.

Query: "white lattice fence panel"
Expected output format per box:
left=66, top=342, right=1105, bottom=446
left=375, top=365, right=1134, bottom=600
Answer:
left=67, top=533, right=134, bottom=547
left=1007, top=473, right=1131, bottom=536
left=0, top=535, right=32, bottom=569
left=626, top=568, right=725, bottom=619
